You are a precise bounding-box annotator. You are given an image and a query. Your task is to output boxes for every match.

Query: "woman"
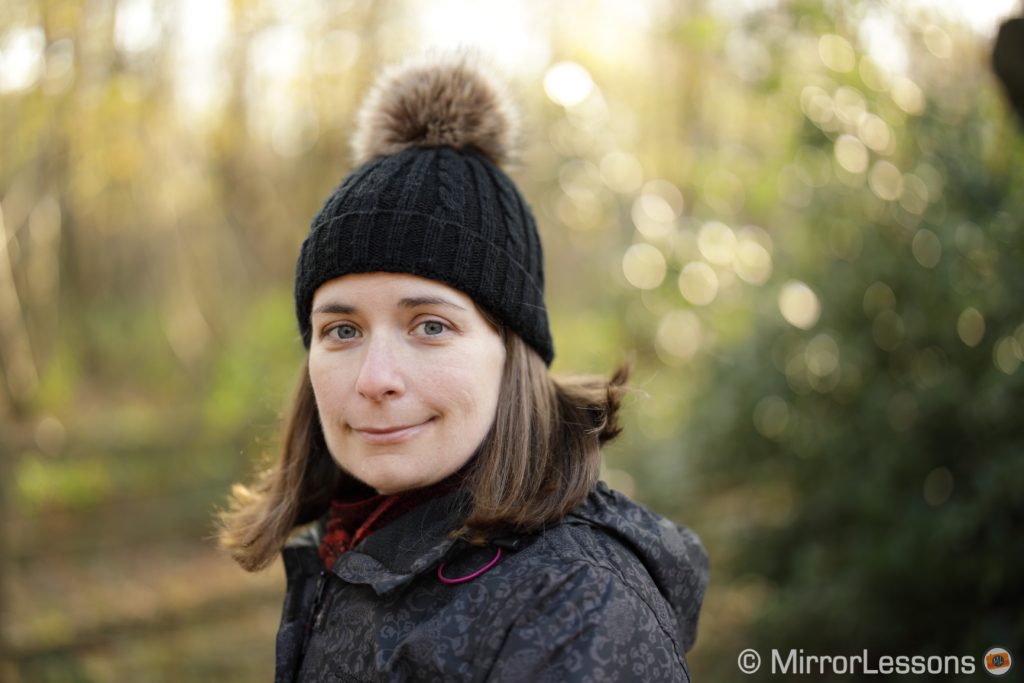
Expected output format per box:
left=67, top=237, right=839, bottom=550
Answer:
left=218, top=53, right=709, bottom=682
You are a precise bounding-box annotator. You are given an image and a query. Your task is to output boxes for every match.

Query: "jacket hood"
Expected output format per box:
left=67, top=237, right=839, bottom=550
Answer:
left=565, top=481, right=710, bottom=652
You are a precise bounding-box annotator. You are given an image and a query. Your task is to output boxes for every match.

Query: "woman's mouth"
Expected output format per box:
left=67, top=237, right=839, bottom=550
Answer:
left=352, top=418, right=434, bottom=445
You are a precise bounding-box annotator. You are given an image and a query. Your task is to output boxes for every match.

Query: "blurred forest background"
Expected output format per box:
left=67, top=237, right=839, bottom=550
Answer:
left=2, top=0, right=1023, bottom=681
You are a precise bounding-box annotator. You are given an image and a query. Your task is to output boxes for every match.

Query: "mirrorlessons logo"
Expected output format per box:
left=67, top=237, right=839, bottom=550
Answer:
left=736, top=647, right=1014, bottom=676
left=984, top=648, right=1012, bottom=676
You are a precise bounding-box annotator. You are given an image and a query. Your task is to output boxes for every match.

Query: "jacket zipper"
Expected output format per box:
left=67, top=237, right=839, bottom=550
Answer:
left=300, top=570, right=328, bottom=659
left=310, top=570, right=328, bottom=626
left=311, top=569, right=329, bottom=629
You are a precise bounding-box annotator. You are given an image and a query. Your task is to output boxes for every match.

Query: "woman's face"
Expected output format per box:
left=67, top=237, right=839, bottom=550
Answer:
left=308, top=272, right=506, bottom=494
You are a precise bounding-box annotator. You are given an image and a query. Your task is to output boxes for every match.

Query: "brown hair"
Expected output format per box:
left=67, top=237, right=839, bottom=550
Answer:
left=217, top=330, right=629, bottom=572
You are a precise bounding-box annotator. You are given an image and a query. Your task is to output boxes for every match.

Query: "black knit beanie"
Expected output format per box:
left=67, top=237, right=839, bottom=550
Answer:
left=294, top=53, right=554, bottom=365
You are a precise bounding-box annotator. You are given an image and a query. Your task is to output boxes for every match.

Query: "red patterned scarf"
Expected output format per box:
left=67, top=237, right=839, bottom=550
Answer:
left=318, top=471, right=466, bottom=570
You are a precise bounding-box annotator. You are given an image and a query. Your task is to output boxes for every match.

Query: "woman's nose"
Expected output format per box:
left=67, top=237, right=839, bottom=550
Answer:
left=354, top=335, right=406, bottom=401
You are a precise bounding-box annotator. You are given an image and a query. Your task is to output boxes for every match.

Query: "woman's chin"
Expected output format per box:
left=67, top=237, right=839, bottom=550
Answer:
left=357, top=464, right=434, bottom=495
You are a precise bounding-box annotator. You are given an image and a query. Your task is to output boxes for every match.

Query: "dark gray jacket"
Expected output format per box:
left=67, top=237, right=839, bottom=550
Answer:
left=276, top=481, right=709, bottom=682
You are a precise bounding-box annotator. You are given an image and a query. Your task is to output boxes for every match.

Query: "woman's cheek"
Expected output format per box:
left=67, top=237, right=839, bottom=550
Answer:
left=309, top=371, right=353, bottom=422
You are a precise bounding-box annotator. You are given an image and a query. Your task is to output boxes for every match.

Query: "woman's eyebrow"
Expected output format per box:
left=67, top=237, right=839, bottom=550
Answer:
left=311, top=302, right=356, bottom=315
left=399, top=296, right=466, bottom=311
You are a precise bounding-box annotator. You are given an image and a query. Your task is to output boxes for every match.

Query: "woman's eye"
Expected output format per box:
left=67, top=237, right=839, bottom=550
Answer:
left=329, top=324, right=359, bottom=340
left=419, top=321, right=447, bottom=336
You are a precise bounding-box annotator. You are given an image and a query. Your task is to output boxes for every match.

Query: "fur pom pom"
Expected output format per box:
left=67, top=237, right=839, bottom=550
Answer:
left=351, top=51, right=519, bottom=168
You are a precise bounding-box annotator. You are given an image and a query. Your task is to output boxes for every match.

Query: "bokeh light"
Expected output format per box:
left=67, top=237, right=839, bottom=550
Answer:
left=622, top=243, right=667, bottom=289
left=923, top=25, right=954, bottom=59
left=753, top=395, right=790, bottom=439
left=696, top=221, right=737, bottom=266
left=863, top=281, right=897, bottom=316
left=779, top=281, right=821, bottom=329
left=993, top=337, right=1021, bottom=374
left=956, top=307, right=985, bottom=346
left=868, top=160, right=904, bottom=200
left=543, top=61, right=595, bottom=107
left=655, top=309, right=703, bottom=363
left=890, top=74, right=925, bottom=114
left=733, top=227, right=773, bottom=285
left=600, top=151, right=644, bottom=193
left=678, top=262, right=719, bottom=306
left=0, top=27, right=46, bottom=93
left=819, top=33, right=856, bottom=72
left=911, top=228, right=942, bottom=268
left=857, top=112, right=892, bottom=152
left=835, top=135, right=870, bottom=174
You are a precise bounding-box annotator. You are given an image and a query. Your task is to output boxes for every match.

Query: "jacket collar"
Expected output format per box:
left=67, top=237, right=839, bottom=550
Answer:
left=328, top=488, right=471, bottom=596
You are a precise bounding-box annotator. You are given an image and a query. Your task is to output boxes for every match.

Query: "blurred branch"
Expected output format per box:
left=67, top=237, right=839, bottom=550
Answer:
left=0, top=209, right=38, bottom=417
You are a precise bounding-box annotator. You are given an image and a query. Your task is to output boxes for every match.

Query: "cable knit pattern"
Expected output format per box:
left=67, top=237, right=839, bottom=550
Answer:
left=294, top=145, right=553, bottom=365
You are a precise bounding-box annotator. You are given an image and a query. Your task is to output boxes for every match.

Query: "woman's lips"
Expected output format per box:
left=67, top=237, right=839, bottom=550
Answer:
left=353, top=418, right=433, bottom=445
